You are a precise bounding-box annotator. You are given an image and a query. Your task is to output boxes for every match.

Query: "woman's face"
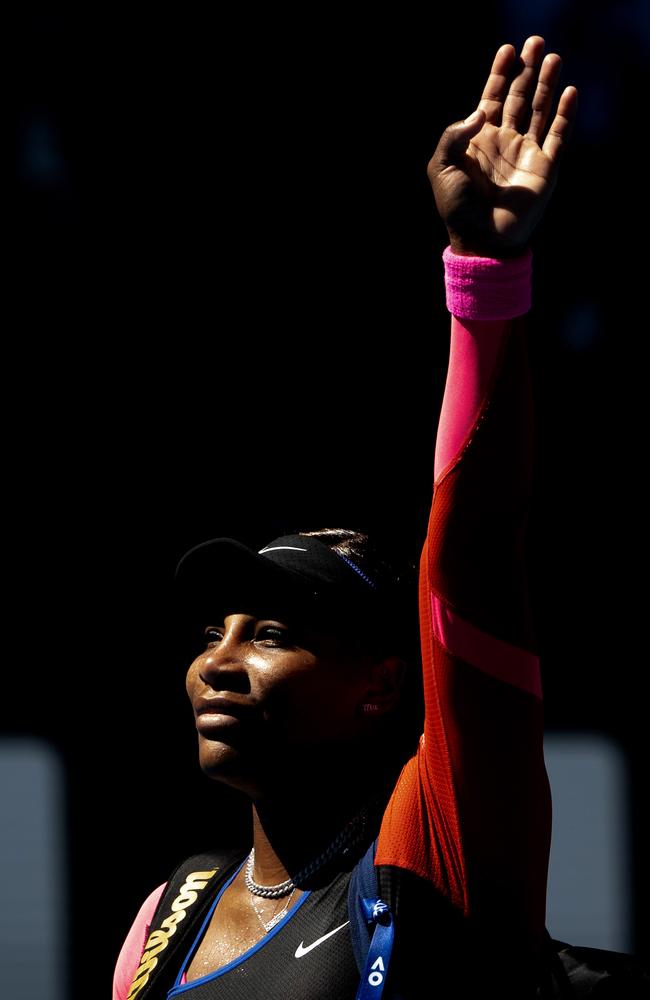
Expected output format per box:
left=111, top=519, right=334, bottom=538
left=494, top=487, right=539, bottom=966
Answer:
left=185, top=611, right=378, bottom=798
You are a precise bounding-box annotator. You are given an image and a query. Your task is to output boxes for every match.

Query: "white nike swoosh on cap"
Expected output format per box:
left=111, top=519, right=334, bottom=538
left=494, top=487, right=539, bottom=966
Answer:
left=258, top=546, right=307, bottom=553
left=294, top=920, right=350, bottom=958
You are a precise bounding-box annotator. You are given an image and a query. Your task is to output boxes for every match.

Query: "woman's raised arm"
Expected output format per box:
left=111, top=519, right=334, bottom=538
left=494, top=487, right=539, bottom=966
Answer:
left=375, top=36, right=578, bottom=993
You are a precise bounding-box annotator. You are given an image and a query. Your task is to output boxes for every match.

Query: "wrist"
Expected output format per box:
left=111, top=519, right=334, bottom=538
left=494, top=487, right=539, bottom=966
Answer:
left=448, top=238, right=531, bottom=260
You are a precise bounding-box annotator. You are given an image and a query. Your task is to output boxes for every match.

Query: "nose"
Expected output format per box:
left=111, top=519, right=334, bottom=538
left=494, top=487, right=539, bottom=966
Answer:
left=198, top=615, right=251, bottom=691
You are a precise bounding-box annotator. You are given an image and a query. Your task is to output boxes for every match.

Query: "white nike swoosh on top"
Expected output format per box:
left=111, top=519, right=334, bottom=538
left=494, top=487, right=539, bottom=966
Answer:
left=294, top=921, right=350, bottom=958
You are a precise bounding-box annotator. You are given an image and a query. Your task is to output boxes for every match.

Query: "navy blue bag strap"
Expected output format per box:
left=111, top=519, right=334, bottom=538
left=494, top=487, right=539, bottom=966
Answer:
left=347, top=838, right=377, bottom=971
left=348, top=836, right=400, bottom=1000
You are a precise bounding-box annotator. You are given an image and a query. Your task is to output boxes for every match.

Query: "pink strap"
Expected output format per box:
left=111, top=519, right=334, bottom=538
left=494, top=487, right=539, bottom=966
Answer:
left=430, top=591, right=542, bottom=699
left=443, top=246, right=532, bottom=320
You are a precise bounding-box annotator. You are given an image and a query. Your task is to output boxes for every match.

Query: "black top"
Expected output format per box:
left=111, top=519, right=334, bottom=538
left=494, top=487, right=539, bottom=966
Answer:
left=168, top=859, right=360, bottom=999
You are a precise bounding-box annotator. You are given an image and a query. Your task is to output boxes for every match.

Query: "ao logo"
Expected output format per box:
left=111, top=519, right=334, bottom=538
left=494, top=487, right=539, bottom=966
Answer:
left=368, top=956, right=385, bottom=987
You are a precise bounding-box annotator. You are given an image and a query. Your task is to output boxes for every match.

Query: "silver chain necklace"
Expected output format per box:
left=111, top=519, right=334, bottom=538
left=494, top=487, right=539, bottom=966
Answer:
left=244, top=807, right=368, bottom=899
left=249, top=885, right=297, bottom=933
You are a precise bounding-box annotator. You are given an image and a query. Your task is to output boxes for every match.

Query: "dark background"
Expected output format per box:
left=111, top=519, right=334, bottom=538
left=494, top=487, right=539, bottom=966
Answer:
left=8, top=5, right=648, bottom=997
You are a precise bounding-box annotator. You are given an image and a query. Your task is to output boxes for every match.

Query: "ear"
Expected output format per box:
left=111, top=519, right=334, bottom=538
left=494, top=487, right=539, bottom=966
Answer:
left=358, top=654, right=407, bottom=718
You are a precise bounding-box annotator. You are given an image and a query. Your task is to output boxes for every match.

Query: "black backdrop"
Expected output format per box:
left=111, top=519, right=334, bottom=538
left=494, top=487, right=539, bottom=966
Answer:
left=9, top=6, right=648, bottom=997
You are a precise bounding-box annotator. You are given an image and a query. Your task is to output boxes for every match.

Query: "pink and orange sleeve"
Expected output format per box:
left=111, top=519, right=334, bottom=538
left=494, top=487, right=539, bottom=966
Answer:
left=376, top=246, right=551, bottom=962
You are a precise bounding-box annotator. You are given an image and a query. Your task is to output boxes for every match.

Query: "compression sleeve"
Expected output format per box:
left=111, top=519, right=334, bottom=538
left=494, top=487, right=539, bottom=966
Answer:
left=112, top=883, right=167, bottom=1000
left=375, top=246, right=551, bottom=961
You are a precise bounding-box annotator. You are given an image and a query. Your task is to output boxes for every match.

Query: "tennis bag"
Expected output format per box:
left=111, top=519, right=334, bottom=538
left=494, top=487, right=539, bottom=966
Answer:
left=348, top=842, right=650, bottom=1000
left=124, top=843, right=649, bottom=999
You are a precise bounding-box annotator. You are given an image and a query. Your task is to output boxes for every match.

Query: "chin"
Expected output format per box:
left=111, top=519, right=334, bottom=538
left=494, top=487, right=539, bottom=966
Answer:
left=197, top=738, right=261, bottom=798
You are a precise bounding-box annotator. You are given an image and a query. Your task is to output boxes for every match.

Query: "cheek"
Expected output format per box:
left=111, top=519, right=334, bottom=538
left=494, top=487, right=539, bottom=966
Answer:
left=263, top=662, right=362, bottom=744
left=185, top=658, right=202, bottom=698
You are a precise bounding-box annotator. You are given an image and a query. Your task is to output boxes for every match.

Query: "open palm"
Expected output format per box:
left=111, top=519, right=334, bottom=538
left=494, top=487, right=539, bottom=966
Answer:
left=428, top=36, right=579, bottom=257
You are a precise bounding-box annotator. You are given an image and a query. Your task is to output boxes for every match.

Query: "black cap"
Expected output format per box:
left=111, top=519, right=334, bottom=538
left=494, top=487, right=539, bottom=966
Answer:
left=175, top=533, right=391, bottom=636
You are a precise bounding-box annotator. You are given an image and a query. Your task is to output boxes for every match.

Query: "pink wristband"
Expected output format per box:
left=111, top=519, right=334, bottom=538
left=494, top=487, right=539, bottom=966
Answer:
left=442, top=246, right=533, bottom=320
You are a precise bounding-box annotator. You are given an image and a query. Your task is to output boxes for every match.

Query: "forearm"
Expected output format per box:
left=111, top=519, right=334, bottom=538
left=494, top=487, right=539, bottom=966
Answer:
left=430, top=248, right=537, bottom=650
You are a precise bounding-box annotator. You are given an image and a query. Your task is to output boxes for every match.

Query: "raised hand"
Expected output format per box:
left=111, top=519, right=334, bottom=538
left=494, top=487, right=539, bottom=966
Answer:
left=427, top=35, right=578, bottom=258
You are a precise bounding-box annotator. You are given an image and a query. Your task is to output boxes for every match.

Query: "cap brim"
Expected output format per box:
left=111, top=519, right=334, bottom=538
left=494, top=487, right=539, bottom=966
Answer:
left=175, top=537, right=327, bottom=627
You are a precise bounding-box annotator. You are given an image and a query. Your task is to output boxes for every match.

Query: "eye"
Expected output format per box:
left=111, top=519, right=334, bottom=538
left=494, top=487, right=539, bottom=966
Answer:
left=256, top=626, right=291, bottom=645
left=204, top=627, right=223, bottom=647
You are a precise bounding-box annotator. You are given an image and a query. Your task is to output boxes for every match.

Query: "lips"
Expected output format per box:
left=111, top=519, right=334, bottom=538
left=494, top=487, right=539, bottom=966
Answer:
left=193, top=695, right=254, bottom=732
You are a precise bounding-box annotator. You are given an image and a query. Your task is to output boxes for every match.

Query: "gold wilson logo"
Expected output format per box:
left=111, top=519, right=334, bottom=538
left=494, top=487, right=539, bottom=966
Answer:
left=127, top=869, right=218, bottom=999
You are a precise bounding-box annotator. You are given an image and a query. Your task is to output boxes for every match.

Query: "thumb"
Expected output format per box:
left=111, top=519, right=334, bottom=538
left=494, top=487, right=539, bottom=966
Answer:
left=434, top=108, right=486, bottom=166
